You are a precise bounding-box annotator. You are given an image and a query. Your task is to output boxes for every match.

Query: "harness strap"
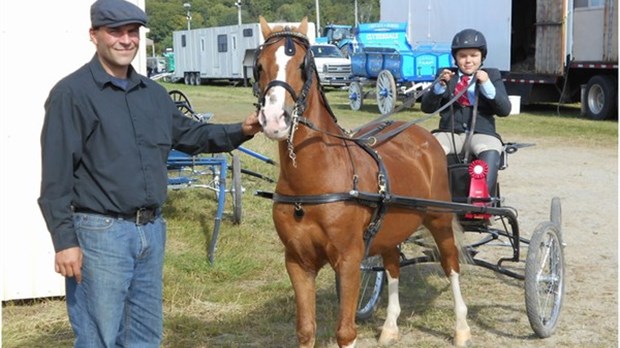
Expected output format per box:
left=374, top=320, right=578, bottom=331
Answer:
left=364, top=75, right=479, bottom=146
left=462, top=85, right=480, bottom=163
left=255, top=191, right=358, bottom=205
left=351, top=82, right=432, bottom=133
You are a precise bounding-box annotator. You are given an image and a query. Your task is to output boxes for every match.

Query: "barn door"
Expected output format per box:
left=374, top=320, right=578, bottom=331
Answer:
left=535, top=0, right=566, bottom=75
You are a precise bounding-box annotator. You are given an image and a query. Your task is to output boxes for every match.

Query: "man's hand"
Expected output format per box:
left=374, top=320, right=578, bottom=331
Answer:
left=55, top=247, right=83, bottom=283
left=242, top=111, right=262, bottom=136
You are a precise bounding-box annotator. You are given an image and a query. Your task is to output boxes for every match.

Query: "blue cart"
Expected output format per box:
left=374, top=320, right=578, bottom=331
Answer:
left=348, top=22, right=452, bottom=115
left=167, top=90, right=274, bottom=263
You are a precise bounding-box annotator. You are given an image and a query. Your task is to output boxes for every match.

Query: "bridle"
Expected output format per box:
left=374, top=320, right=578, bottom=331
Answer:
left=253, top=29, right=316, bottom=117
left=253, top=28, right=344, bottom=165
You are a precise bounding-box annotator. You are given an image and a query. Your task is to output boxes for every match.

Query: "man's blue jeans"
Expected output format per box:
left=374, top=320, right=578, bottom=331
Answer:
left=66, top=213, right=166, bottom=348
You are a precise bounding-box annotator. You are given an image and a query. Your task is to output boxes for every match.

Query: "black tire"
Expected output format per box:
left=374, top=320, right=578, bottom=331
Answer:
left=194, top=73, right=202, bottom=86
left=168, top=90, right=194, bottom=117
left=230, top=154, right=242, bottom=224
left=184, top=73, right=191, bottom=85
left=584, top=75, right=617, bottom=120
left=356, top=256, right=385, bottom=320
left=525, top=222, right=565, bottom=338
left=336, top=255, right=385, bottom=321
left=550, top=197, right=562, bottom=231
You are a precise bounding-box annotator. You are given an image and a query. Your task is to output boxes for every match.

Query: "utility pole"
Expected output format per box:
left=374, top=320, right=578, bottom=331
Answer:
left=183, top=3, right=192, bottom=30
left=235, top=0, right=242, bottom=25
left=315, top=0, right=320, bottom=37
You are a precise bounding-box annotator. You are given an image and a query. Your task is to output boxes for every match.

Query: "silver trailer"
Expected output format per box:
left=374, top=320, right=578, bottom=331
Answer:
left=172, top=22, right=316, bottom=86
left=382, top=0, right=618, bottom=120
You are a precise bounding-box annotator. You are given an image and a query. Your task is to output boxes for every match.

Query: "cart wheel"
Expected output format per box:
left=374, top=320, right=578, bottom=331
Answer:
left=376, top=70, right=397, bottom=115
left=336, top=255, right=385, bottom=321
left=525, top=222, right=565, bottom=338
left=349, top=81, right=364, bottom=111
left=169, top=90, right=194, bottom=117
left=230, top=154, right=242, bottom=224
left=550, top=197, right=562, bottom=231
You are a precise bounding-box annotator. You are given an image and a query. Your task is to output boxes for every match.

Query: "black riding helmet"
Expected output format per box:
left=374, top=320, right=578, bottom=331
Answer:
left=451, top=29, right=487, bottom=61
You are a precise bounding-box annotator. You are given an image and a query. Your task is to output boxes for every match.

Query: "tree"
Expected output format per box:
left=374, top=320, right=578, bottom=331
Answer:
left=144, top=0, right=380, bottom=55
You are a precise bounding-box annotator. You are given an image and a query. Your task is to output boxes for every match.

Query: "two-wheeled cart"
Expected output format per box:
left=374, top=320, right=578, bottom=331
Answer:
left=351, top=142, right=565, bottom=338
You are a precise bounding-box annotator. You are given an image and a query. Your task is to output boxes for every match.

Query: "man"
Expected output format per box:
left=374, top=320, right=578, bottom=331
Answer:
left=37, top=0, right=261, bottom=346
left=421, top=28, right=512, bottom=198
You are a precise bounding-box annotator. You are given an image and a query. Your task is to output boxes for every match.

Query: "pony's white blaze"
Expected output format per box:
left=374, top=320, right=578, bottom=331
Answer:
left=260, top=45, right=293, bottom=140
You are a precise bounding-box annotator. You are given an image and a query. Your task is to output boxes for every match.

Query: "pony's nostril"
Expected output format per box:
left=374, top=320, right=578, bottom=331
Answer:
left=282, top=110, right=292, bottom=127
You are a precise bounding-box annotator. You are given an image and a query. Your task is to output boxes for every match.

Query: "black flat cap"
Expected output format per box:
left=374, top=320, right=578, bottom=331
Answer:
left=91, top=0, right=148, bottom=28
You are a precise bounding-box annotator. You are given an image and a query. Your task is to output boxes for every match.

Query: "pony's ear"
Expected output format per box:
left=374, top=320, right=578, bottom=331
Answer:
left=297, top=17, right=308, bottom=35
left=259, top=16, right=272, bottom=38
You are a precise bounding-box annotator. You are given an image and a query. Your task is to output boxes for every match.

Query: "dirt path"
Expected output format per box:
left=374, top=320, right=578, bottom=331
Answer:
left=499, top=142, right=618, bottom=347
left=353, top=140, right=618, bottom=347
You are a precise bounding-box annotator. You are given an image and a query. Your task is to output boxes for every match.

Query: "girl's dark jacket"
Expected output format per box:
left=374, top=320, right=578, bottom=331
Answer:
left=421, top=67, right=512, bottom=138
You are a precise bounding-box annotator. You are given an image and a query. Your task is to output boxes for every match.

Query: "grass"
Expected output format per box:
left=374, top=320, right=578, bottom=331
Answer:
left=2, top=82, right=617, bottom=347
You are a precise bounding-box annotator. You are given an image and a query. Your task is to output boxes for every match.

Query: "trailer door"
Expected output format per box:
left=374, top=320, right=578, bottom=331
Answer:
left=200, top=36, right=208, bottom=78
left=231, top=34, right=240, bottom=77
left=535, top=0, right=567, bottom=75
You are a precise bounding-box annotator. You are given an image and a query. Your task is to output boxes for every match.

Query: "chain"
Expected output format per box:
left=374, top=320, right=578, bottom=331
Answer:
left=286, top=107, right=301, bottom=168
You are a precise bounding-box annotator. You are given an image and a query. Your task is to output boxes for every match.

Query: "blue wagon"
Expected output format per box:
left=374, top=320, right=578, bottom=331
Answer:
left=348, top=22, right=452, bottom=115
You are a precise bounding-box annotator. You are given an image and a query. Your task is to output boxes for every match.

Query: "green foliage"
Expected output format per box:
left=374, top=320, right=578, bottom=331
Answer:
left=145, top=0, right=380, bottom=54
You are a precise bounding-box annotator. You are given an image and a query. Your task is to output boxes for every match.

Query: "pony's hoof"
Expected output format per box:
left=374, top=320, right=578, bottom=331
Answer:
left=378, top=329, right=399, bottom=346
left=454, top=328, right=472, bottom=347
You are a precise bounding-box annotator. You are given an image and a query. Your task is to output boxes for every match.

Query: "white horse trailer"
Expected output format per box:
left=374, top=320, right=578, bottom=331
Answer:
left=172, top=22, right=316, bottom=86
left=382, top=0, right=618, bottom=120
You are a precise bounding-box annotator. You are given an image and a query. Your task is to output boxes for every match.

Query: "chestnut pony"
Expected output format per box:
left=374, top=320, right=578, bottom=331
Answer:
left=254, top=17, right=471, bottom=347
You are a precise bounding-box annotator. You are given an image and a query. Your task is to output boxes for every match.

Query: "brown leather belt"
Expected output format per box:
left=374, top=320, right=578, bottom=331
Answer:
left=74, top=207, right=160, bottom=225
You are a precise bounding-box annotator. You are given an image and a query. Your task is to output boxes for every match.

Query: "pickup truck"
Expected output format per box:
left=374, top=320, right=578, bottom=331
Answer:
left=310, top=44, right=352, bottom=87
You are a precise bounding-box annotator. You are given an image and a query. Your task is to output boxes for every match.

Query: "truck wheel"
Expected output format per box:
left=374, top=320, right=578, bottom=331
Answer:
left=584, top=75, right=617, bottom=120
left=184, top=73, right=191, bottom=85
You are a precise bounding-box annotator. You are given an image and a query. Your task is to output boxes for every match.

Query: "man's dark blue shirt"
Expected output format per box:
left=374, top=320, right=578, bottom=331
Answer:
left=38, top=54, right=250, bottom=252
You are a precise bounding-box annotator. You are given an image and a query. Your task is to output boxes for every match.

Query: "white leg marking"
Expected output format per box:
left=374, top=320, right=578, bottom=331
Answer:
left=450, top=270, right=471, bottom=346
left=378, top=271, right=400, bottom=345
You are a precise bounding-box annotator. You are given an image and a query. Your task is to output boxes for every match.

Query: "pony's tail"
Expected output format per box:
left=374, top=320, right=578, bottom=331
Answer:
left=411, top=215, right=474, bottom=267
left=452, top=216, right=475, bottom=266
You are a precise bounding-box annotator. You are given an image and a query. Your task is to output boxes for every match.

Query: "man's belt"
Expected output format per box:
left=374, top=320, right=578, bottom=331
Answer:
left=74, top=207, right=160, bottom=225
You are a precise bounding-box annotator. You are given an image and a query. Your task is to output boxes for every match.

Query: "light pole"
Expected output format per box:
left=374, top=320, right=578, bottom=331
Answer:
left=315, top=0, right=320, bottom=37
left=235, top=0, right=242, bottom=25
left=183, top=3, right=192, bottom=31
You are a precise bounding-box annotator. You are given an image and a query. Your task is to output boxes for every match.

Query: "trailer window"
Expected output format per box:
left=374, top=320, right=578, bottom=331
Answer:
left=243, top=28, right=253, bottom=37
left=181, top=34, right=186, bottom=48
left=218, top=34, right=228, bottom=52
left=574, top=0, right=604, bottom=8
